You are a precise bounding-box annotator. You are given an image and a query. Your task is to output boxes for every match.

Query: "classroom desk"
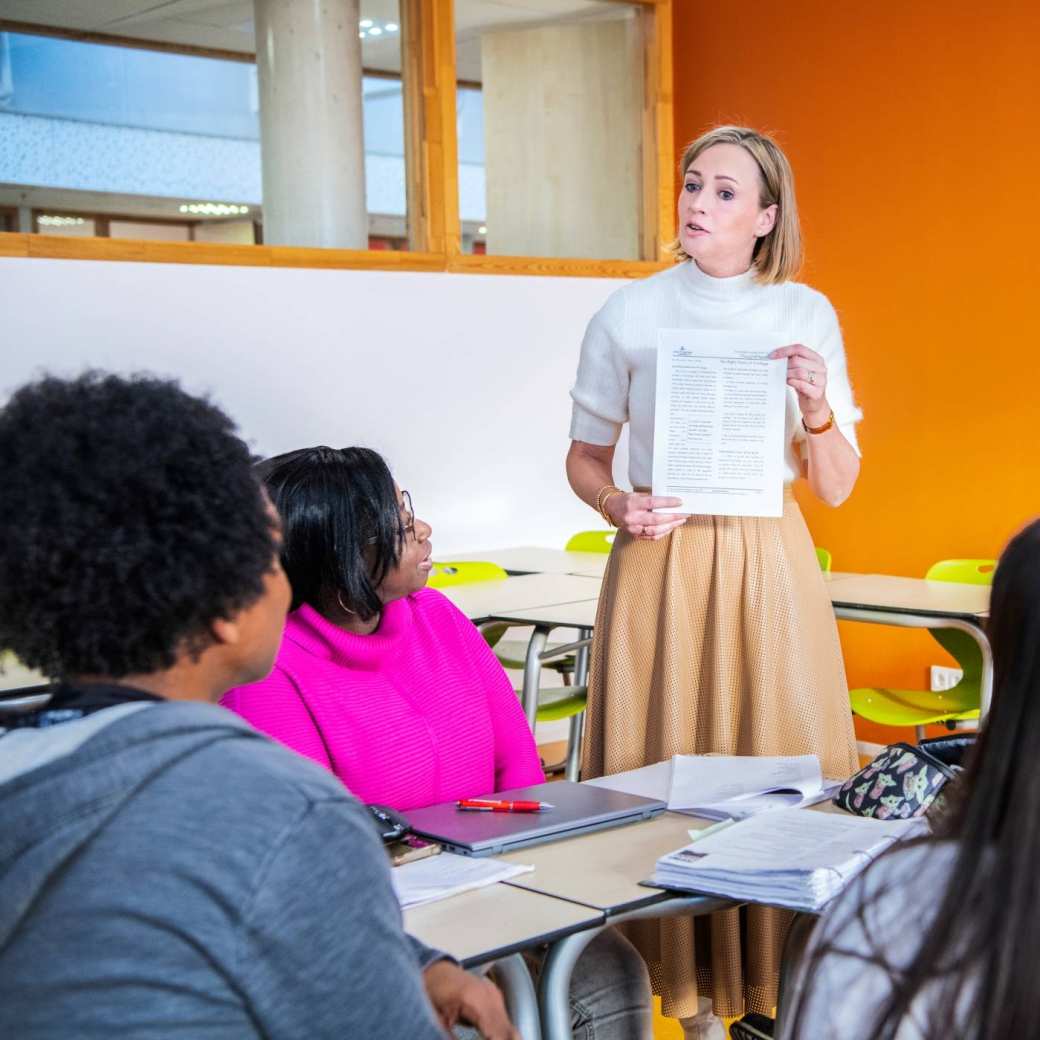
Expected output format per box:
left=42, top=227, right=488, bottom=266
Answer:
left=496, top=812, right=731, bottom=1040
left=442, top=546, right=610, bottom=579
left=490, top=571, right=994, bottom=726
left=404, top=882, right=604, bottom=1040
left=439, top=572, right=603, bottom=624
left=825, top=572, right=993, bottom=718
left=490, top=600, right=599, bottom=730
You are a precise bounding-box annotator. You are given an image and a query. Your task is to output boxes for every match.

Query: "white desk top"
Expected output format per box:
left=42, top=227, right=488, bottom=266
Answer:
left=438, top=572, right=603, bottom=622
left=827, top=572, right=990, bottom=619
left=442, top=546, right=610, bottom=578
left=492, top=599, right=600, bottom=629
left=403, top=881, right=603, bottom=967
left=0, top=653, right=47, bottom=692
left=498, top=811, right=713, bottom=913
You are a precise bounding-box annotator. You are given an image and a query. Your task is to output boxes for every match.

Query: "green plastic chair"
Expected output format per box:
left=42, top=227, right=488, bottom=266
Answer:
left=428, top=560, right=508, bottom=588
left=849, top=559, right=995, bottom=740
left=427, top=560, right=587, bottom=743
left=565, top=530, right=615, bottom=553
left=815, top=547, right=832, bottom=572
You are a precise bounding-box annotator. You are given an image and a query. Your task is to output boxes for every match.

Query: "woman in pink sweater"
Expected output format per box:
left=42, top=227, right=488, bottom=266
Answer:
left=221, top=446, right=544, bottom=808
left=221, top=445, right=652, bottom=1040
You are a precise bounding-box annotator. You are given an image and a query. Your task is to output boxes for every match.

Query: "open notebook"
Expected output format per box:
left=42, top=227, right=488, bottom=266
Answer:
left=588, top=755, right=840, bottom=821
left=648, top=808, right=922, bottom=912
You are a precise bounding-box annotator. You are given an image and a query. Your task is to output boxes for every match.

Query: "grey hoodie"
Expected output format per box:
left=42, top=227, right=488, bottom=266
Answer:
left=0, top=699, right=446, bottom=1038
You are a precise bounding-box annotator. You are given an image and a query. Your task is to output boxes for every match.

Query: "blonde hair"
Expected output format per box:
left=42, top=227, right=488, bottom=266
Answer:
left=670, top=125, right=802, bottom=285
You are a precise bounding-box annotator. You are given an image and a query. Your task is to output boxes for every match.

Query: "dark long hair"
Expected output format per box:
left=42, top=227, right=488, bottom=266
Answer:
left=256, top=446, right=405, bottom=621
left=788, top=519, right=1040, bottom=1038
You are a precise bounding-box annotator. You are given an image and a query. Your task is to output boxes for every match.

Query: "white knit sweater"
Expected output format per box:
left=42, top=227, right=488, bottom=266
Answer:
left=569, top=261, right=862, bottom=487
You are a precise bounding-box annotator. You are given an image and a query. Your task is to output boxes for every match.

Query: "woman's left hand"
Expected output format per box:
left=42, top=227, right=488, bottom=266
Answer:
left=770, top=343, right=830, bottom=423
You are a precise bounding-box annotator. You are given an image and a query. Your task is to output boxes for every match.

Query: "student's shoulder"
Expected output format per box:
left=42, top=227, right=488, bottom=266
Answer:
left=152, top=701, right=358, bottom=814
left=409, top=585, right=470, bottom=627
left=824, top=839, right=956, bottom=942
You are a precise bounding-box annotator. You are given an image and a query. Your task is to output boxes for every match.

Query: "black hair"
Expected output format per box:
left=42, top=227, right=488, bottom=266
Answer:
left=0, top=372, right=278, bottom=678
left=787, top=518, right=1040, bottom=1038
left=256, top=446, right=403, bottom=621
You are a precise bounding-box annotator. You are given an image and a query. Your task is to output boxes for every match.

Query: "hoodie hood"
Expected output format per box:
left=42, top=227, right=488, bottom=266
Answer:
left=0, top=700, right=268, bottom=949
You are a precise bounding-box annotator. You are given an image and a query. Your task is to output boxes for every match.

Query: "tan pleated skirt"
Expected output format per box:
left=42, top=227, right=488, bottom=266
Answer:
left=581, top=486, right=858, bottom=1020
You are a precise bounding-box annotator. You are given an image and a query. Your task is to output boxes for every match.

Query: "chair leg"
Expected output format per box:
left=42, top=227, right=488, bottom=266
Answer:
left=915, top=724, right=926, bottom=743
left=564, top=711, right=585, bottom=782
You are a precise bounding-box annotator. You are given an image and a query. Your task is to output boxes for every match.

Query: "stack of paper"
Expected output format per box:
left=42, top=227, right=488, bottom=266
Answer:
left=391, top=852, right=533, bottom=909
left=649, top=808, right=921, bottom=912
left=668, top=754, right=838, bottom=820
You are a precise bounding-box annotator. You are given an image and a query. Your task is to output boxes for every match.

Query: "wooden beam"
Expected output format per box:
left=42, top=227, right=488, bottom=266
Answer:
left=401, top=0, right=461, bottom=256
left=639, top=0, right=675, bottom=261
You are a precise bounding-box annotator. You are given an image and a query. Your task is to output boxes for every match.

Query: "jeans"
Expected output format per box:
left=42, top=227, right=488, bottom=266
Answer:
left=456, top=927, right=652, bottom=1040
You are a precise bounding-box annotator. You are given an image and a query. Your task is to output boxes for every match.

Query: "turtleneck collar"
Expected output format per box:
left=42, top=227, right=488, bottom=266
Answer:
left=681, top=259, right=760, bottom=301
left=283, top=598, right=415, bottom=671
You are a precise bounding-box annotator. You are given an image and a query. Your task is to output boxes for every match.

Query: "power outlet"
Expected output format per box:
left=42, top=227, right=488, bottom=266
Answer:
left=930, top=665, right=963, bottom=692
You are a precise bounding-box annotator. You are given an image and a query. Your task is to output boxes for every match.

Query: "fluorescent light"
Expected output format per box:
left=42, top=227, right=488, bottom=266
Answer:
left=478, top=225, right=487, bottom=235
left=385, top=22, right=398, bottom=32
left=359, top=18, right=373, bottom=27
left=368, top=26, right=382, bottom=35
left=39, top=215, right=85, bottom=226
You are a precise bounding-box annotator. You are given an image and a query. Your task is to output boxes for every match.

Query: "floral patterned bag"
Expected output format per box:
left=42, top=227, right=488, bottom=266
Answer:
left=833, top=735, right=975, bottom=820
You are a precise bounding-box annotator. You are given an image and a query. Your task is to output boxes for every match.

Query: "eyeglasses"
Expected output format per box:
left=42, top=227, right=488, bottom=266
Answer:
left=400, top=489, right=415, bottom=536
left=365, top=490, right=416, bottom=546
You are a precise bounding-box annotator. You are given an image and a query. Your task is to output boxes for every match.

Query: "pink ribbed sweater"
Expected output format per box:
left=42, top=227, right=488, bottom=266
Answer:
left=221, top=588, right=544, bottom=811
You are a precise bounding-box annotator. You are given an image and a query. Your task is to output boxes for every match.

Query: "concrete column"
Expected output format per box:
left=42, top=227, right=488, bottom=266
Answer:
left=254, top=0, right=367, bottom=249
left=16, top=205, right=32, bottom=233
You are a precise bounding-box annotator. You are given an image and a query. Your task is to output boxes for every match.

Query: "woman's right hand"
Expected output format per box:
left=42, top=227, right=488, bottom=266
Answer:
left=604, top=492, right=687, bottom=540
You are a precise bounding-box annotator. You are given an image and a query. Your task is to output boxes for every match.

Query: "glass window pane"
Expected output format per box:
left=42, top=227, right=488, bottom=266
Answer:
left=454, top=0, right=646, bottom=260
left=0, top=7, right=408, bottom=251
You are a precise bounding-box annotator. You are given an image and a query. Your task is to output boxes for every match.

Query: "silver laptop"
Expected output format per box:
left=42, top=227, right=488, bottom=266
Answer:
left=405, top=781, right=666, bottom=856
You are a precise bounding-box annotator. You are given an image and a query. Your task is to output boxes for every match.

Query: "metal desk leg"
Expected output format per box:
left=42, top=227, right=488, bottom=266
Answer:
left=833, top=608, right=994, bottom=722
left=573, top=628, right=591, bottom=687
left=538, top=896, right=731, bottom=1040
left=564, top=627, right=592, bottom=782
left=537, top=926, right=605, bottom=1040
left=493, top=953, right=543, bottom=1040
left=522, top=625, right=551, bottom=731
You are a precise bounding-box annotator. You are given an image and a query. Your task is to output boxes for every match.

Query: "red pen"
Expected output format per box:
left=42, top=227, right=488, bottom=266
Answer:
left=456, top=799, right=554, bottom=813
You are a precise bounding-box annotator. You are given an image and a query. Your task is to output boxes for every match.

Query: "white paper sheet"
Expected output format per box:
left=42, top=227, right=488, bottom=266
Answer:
left=667, top=754, right=822, bottom=812
left=391, top=852, right=533, bottom=909
left=652, top=329, right=786, bottom=517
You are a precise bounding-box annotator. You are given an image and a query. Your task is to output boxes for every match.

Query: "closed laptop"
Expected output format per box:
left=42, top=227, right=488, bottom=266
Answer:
left=406, top=780, right=667, bottom=856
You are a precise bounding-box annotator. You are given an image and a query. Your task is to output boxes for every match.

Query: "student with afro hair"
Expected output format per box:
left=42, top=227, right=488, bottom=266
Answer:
left=0, top=372, right=516, bottom=1040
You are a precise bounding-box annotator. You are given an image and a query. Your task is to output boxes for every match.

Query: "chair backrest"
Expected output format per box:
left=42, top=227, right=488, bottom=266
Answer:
left=925, top=559, right=996, bottom=586
left=924, top=558, right=996, bottom=686
left=565, top=530, right=615, bottom=553
left=815, top=547, right=832, bottom=572
left=427, top=560, right=508, bottom=588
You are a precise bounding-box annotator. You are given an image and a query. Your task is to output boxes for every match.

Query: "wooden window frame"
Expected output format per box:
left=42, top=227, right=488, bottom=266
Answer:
left=0, top=0, right=673, bottom=279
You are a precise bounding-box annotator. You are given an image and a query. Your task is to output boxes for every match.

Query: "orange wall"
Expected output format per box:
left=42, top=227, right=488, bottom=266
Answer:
left=672, top=0, right=1040, bottom=741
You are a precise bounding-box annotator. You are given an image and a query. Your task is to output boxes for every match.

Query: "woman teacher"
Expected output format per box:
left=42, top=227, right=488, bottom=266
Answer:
left=566, top=125, right=861, bottom=1038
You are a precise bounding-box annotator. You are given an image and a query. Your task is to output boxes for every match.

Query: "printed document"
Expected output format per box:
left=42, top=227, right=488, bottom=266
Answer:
left=391, top=852, right=533, bottom=909
left=652, top=329, right=786, bottom=517
left=649, top=808, right=922, bottom=912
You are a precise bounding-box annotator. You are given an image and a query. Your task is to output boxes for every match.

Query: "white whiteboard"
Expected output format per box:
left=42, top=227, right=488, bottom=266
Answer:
left=0, top=257, right=631, bottom=554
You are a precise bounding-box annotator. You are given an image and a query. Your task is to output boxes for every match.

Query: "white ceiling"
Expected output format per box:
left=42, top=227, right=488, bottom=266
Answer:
left=0, top=0, right=631, bottom=80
